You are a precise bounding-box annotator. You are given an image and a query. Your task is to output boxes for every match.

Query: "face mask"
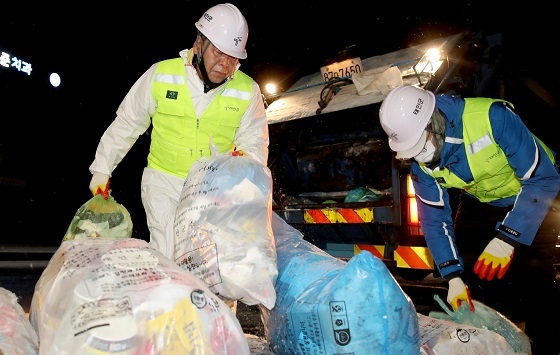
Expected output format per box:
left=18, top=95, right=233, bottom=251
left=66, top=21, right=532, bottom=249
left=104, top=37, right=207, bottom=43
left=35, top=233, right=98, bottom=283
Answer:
left=414, top=138, right=436, bottom=163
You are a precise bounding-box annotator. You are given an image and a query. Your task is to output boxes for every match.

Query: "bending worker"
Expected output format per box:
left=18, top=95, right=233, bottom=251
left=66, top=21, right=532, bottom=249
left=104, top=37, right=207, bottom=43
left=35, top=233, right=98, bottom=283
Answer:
left=380, top=84, right=560, bottom=355
left=88, top=3, right=269, bottom=259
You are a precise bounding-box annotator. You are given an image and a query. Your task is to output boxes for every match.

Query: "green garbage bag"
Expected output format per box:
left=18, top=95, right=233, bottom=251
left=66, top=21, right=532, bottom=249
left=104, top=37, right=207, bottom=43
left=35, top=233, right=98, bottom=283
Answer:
left=62, top=194, right=133, bottom=241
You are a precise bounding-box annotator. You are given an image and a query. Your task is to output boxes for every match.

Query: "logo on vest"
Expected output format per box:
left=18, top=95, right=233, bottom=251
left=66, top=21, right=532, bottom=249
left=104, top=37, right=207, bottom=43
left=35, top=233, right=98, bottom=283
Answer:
left=166, top=90, right=178, bottom=100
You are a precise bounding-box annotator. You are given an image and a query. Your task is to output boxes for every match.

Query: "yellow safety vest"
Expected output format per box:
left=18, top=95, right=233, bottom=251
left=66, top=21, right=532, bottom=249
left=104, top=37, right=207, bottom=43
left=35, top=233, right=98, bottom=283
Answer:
left=148, top=58, right=252, bottom=178
left=422, top=98, right=555, bottom=202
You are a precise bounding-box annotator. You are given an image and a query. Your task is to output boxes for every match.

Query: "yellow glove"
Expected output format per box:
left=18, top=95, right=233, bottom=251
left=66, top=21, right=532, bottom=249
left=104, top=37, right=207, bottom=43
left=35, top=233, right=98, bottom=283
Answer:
left=447, top=277, right=475, bottom=312
left=473, top=237, right=514, bottom=281
left=89, top=172, right=110, bottom=198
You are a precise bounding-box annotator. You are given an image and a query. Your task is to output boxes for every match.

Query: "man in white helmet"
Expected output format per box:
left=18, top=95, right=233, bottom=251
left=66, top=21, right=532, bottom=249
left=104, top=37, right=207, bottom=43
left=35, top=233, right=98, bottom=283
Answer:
left=88, top=3, right=269, bottom=259
left=380, top=85, right=560, bottom=355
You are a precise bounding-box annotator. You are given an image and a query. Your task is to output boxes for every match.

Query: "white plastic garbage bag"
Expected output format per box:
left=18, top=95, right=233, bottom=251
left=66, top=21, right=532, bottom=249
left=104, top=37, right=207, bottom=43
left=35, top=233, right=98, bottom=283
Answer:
left=29, top=238, right=249, bottom=355
left=418, top=313, right=517, bottom=354
left=429, top=294, right=531, bottom=354
left=174, top=155, right=278, bottom=309
left=0, top=287, right=39, bottom=355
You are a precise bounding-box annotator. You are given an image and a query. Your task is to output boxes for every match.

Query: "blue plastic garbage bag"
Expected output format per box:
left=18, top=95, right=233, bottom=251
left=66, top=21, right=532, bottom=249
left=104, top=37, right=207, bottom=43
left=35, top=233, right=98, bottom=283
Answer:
left=260, top=213, right=420, bottom=354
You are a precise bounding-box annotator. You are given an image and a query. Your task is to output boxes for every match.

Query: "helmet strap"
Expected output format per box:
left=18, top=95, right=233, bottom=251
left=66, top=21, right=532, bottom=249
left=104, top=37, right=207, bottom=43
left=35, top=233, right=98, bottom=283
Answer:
left=194, top=36, right=226, bottom=93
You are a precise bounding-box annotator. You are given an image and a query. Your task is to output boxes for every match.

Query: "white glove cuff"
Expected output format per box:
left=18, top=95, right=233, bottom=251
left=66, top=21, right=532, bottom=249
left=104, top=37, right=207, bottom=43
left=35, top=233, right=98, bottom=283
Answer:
left=447, top=277, right=467, bottom=305
left=448, top=277, right=464, bottom=288
left=89, top=172, right=110, bottom=191
left=487, top=237, right=515, bottom=255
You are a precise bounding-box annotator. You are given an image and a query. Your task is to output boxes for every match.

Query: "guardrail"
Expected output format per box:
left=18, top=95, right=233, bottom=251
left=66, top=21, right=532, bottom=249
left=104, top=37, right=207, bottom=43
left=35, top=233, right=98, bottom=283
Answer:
left=0, top=245, right=58, bottom=270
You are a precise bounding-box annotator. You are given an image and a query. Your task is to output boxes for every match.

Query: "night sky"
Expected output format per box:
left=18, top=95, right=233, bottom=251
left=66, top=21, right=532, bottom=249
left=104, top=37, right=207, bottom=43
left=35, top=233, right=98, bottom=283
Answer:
left=1, top=2, right=557, bottom=246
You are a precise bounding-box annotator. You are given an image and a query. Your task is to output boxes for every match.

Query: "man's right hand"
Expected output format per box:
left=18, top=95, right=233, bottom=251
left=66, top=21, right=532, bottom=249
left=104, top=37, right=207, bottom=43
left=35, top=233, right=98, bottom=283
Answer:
left=89, top=172, right=110, bottom=197
left=447, top=277, right=475, bottom=312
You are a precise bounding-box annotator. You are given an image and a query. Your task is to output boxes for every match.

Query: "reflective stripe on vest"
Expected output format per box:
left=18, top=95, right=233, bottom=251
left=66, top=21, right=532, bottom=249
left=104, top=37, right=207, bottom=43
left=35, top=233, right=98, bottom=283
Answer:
left=148, top=58, right=252, bottom=178
left=422, top=98, right=554, bottom=202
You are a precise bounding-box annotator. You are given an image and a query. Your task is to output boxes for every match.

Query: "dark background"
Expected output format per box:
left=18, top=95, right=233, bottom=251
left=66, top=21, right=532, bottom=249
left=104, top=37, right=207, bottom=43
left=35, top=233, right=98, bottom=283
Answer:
left=1, top=2, right=558, bottom=246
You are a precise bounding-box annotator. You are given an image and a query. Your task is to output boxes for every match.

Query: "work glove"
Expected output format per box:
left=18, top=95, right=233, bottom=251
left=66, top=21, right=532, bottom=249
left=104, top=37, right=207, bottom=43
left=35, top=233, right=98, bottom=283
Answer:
left=231, top=147, right=244, bottom=156
left=473, top=237, right=514, bottom=281
left=447, top=277, right=475, bottom=312
left=89, top=172, right=110, bottom=199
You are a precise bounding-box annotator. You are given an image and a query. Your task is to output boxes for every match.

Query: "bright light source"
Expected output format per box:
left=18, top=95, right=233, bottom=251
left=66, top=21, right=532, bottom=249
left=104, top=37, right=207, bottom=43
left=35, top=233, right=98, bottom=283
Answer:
left=426, top=48, right=441, bottom=62
left=49, top=73, right=61, bottom=88
left=265, top=83, right=277, bottom=95
left=413, top=47, right=444, bottom=77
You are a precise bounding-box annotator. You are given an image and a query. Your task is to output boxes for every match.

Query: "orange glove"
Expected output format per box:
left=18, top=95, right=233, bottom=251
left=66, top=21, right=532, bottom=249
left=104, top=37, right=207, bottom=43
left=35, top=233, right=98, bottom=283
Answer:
left=447, top=277, right=475, bottom=312
left=89, top=172, right=111, bottom=199
left=474, top=237, right=514, bottom=281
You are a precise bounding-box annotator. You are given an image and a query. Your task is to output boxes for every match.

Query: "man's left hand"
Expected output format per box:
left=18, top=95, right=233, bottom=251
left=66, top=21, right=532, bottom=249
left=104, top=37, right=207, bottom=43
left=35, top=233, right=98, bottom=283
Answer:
left=474, top=237, right=514, bottom=281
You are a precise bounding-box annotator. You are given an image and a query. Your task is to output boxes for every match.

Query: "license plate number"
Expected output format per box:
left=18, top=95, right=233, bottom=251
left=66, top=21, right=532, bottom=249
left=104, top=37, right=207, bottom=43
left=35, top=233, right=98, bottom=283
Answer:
left=320, top=57, right=362, bottom=82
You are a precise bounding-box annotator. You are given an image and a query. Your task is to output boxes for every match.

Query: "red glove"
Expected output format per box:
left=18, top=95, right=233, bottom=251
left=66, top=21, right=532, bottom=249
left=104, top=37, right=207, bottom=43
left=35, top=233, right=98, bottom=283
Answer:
left=231, top=148, right=244, bottom=156
left=474, top=237, right=514, bottom=281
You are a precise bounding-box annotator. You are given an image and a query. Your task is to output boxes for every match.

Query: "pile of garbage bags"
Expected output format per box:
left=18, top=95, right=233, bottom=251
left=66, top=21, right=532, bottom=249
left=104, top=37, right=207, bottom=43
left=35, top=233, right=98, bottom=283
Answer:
left=1, top=153, right=533, bottom=354
left=261, top=213, right=529, bottom=355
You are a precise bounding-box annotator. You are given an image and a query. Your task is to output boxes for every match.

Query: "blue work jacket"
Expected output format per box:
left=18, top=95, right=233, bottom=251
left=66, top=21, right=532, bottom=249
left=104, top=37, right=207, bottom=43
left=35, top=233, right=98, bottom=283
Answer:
left=410, top=94, right=560, bottom=278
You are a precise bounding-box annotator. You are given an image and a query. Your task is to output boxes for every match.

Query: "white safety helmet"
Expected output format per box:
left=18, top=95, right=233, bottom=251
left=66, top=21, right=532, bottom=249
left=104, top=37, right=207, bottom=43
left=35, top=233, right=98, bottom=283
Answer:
left=379, top=85, right=436, bottom=159
left=195, top=3, right=248, bottom=59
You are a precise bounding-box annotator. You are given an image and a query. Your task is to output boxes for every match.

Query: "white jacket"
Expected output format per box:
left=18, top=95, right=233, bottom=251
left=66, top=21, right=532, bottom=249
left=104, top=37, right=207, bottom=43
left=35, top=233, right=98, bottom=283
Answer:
left=89, top=48, right=269, bottom=177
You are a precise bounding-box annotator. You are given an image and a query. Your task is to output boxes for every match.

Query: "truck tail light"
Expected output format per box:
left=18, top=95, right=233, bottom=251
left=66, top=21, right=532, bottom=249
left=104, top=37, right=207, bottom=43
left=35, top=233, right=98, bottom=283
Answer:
left=406, top=174, right=424, bottom=236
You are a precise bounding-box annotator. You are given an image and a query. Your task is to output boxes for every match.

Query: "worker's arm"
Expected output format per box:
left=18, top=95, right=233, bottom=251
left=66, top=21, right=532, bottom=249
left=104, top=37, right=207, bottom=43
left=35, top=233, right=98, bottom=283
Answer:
left=89, top=64, right=156, bottom=177
left=231, top=81, right=269, bottom=165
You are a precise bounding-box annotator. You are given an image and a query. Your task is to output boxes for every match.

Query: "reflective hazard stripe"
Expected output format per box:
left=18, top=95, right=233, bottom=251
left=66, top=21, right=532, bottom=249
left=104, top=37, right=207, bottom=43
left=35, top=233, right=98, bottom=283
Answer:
left=304, top=208, right=374, bottom=223
left=354, top=244, right=384, bottom=259
left=355, top=244, right=434, bottom=270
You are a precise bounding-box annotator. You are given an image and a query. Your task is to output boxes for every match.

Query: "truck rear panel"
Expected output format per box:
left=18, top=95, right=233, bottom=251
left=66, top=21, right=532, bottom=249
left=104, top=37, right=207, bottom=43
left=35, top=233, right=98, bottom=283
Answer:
left=266, top=31, right=503, bottom=273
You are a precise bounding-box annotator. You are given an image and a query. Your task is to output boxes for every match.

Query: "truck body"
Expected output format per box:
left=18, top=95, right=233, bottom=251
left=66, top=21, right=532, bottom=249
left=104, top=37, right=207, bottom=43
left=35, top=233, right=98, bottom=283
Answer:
left=266, top=31, right=503, bottom=278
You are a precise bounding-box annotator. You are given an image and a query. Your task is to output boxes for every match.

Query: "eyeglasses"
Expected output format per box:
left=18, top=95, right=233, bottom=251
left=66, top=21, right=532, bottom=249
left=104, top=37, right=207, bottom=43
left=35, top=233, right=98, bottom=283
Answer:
left=210, top=43, right=238, bottom=65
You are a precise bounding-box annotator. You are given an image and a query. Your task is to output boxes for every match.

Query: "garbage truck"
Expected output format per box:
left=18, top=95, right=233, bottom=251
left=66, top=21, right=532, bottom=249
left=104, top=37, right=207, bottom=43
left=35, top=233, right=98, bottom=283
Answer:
left=265, top=31, right=504, bottom=280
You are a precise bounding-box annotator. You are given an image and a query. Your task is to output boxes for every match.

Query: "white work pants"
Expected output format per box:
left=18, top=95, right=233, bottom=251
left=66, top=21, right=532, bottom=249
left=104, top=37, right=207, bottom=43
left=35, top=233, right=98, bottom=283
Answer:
left=140, top=167, right=184, bottom=259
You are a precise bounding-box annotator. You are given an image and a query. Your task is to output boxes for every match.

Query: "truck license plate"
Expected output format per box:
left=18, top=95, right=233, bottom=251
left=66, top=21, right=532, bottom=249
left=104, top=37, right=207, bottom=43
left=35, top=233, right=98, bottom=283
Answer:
left=320, top=57, right=362, bottom=82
